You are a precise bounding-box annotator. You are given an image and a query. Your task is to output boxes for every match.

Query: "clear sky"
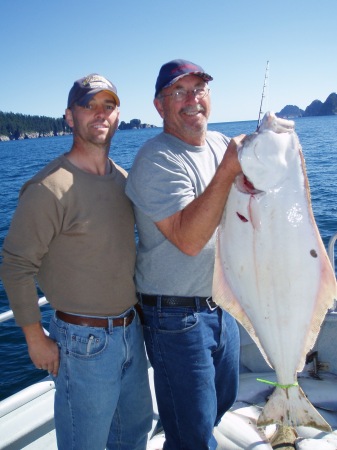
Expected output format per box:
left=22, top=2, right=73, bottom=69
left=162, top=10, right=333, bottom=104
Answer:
left=1, top=0, right=336, bottom=127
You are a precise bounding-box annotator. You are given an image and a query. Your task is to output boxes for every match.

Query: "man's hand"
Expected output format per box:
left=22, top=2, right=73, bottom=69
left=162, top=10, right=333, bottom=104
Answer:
left=218, top=134, right=245, bottom=178
left=22, top=322, right=60, bottom=377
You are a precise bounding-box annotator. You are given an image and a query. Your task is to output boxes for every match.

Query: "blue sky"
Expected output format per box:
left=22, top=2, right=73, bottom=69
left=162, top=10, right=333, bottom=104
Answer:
left=1, top=0, right=336, bottom=126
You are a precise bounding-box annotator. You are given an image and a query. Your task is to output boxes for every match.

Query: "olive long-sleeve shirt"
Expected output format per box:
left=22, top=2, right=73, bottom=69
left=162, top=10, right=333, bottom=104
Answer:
left=1, top=155, right=136, bottom=326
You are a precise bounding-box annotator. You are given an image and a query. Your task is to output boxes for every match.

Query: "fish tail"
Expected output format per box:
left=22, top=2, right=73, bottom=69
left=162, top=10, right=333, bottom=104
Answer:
left=257, top=385, right=331, bottom=432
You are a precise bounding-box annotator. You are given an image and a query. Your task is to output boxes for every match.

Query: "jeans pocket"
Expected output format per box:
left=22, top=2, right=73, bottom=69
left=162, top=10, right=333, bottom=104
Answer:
left=66, top=326, right=108, bottom=359
left=157, top=308, right=198, bottom=333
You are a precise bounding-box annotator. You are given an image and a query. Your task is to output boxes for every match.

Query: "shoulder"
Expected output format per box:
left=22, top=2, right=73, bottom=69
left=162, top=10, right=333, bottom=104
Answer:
left=132, top=132, right=170, bottom=162
left=206, top=130, right=230, bottom=147
left=128, top=133, right=174, bottom=178
left=130, top=131, right=198, bottom=170
left=20, top=156, right=74, bottom=200
left=111, top=160, right=128, bottom=179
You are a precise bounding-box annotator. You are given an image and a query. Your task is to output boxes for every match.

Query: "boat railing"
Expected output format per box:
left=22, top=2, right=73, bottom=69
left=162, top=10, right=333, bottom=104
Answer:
left=0, top=296, right=53, bottom=421
left=328, top=233, right=337, bottom=312
left=0, top=297, right=49, bottom=323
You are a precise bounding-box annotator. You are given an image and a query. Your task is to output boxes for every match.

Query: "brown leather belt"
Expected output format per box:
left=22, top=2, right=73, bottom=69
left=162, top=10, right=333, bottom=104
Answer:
left=56, top=310, right=135, bottom=328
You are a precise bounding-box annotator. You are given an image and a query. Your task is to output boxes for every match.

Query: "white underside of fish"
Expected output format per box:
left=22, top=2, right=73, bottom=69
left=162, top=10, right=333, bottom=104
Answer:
left=212, top=112, right=337, bottom=431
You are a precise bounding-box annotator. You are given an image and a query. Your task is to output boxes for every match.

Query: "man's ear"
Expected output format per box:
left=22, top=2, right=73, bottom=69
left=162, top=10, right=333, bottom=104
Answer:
left=65, top=108, right=74, bottom=128
left=154, top=98, right=164, bottom=119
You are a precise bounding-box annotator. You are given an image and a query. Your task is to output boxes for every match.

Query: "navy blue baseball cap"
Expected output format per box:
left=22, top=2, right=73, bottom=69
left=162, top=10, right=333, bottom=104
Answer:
left=67, top=73, right=120, bottom=108
left=155, top=59, right=213, bottom=98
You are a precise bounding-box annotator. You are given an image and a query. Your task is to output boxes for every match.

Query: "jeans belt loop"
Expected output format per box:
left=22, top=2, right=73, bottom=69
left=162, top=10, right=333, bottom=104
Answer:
left=108, top=317, right=113, bottom=333
left=195, top=297, right=200, bottom=312
left=157, top=295, right=162, bottom=311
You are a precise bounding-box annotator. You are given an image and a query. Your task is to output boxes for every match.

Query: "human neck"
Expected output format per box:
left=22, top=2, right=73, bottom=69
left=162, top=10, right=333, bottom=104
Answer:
left=65, top=146, right=111, bottom=176
left=164, top=123, right=206, bottom=146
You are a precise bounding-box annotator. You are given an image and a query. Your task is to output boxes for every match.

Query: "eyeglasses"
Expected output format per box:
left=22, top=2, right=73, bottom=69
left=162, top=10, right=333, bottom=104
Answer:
left=158, top=87, right=210, bottom=102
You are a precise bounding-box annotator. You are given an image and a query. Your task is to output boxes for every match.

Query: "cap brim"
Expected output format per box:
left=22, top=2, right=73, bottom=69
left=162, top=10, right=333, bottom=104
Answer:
left=76, top=89, right=120, bottom=107
left=161, top=71, right=213, bottom=92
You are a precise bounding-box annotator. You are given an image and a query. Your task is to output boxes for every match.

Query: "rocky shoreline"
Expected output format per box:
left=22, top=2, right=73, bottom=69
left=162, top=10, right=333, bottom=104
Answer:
left=0, top=118, right=157, bottom=142
left=0, top=131, right=72, bottom=142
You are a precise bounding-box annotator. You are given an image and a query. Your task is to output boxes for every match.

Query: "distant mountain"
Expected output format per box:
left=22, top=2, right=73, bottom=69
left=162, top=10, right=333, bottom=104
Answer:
left=277, top=92, right=337, bottom=118
left=276, top=105, right=304, bottom=118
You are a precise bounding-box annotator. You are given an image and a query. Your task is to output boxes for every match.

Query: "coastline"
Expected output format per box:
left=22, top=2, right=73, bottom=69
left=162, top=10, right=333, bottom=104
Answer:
left=0, top=131, right=72, bottom=142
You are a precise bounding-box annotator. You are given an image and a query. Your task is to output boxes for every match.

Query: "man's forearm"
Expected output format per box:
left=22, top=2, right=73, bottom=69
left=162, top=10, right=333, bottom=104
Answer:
left=156, top=136, right=244, bottom=255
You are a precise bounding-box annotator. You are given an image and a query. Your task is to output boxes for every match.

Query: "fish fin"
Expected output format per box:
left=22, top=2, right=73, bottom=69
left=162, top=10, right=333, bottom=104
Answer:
left=213, top=235, right=253, bottom=330
left=297, top=231, right=337, bottom=370
left=257, top=385, right=331, bottom=432
left=270, top=425, right=298, bottom=448
left=213, top=229, right=273, bottom=368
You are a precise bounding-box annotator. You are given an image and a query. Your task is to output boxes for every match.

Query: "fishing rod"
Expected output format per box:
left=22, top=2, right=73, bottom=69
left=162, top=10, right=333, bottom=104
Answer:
left=257, top=60, right=269, bottom=130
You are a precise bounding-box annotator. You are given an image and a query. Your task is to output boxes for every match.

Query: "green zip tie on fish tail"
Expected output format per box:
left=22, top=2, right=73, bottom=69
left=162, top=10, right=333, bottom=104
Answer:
left=256, top=378, right=299, bottom=389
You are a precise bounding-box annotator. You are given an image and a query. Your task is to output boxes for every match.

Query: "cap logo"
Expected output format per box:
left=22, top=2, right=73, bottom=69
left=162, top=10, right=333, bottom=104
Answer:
left=171, top=63, right=199, bottom=75
left=82, top=74, right=113, bottom=89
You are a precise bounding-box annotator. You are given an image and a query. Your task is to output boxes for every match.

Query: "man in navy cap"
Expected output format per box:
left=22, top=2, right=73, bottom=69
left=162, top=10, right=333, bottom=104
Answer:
left=126, top=60, right=244, bottom=449
left=1, top=74, right=152, bottom=450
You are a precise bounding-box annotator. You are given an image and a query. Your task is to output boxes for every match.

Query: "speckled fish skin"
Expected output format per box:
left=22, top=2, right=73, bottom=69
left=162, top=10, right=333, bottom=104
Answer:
left=212, top=112, right=337, bottom=431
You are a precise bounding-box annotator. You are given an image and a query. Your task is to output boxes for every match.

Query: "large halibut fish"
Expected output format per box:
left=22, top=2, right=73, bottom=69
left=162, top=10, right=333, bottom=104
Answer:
left=212, top=112, right=337, bottom=431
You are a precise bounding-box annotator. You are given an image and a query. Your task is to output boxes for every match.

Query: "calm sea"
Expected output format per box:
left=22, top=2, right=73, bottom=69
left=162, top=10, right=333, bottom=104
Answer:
left=1, top=116, right=337, bottom=401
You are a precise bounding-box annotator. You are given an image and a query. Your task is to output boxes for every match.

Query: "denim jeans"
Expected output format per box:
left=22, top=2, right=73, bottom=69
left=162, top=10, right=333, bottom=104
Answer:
left=139, top=296, right=240, bottom=450
left=49, top=307, right=153, bottom=450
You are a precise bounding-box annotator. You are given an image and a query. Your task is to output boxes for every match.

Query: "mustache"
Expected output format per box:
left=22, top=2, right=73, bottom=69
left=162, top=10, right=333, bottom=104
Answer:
left=180, top=104, right=205, bottom=114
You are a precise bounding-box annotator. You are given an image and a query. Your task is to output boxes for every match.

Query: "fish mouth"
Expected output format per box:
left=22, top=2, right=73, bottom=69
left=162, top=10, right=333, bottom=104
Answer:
left=235, top=173, right=263, bottom=195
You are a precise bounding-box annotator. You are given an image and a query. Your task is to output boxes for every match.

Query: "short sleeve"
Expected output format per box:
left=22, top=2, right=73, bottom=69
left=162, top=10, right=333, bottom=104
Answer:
left=126, top=149, right=195, bottom=223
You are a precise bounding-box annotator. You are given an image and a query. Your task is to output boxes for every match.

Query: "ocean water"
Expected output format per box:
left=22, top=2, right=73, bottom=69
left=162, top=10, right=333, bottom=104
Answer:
left=1, top=116, right=337, bottom=401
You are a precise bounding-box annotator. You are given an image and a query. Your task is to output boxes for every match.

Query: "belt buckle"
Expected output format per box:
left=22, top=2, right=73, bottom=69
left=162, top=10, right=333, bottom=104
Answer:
left=206, top=297, right=218, bottom=311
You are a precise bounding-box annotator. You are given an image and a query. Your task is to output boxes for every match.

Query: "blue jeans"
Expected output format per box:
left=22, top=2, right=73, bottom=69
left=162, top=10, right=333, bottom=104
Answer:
left=49, top=307, right=153, bottom=450
left=139, top=296, right=240, bottom=450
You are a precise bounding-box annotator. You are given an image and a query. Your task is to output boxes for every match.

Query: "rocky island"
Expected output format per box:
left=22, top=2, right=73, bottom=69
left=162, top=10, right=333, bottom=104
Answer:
left=277, top=92, right=337, bottom=118
left=118, top=119, right=157, bottom=130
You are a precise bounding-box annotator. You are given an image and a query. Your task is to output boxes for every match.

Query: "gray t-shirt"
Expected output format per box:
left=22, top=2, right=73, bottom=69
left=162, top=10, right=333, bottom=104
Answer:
left=126, top=131, right=230, bottom=296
